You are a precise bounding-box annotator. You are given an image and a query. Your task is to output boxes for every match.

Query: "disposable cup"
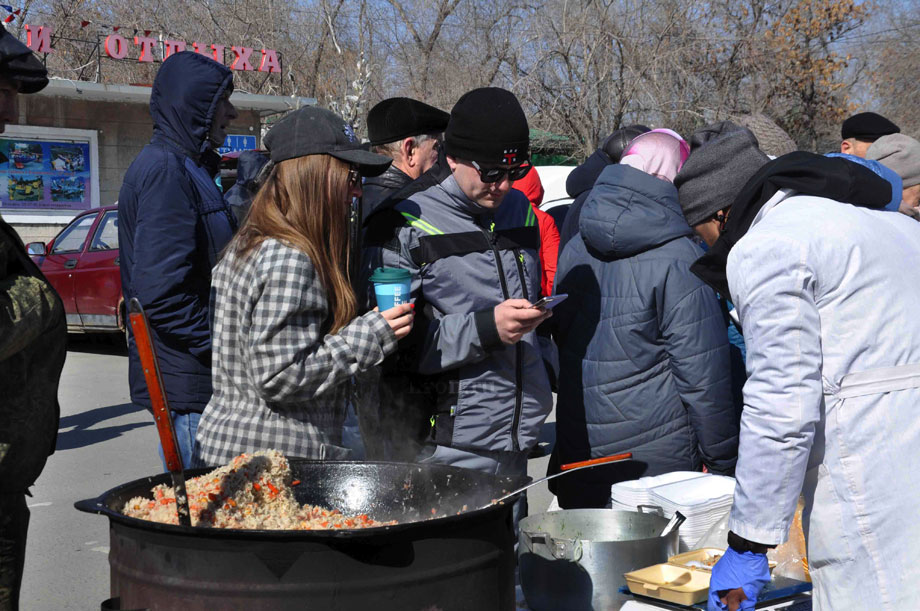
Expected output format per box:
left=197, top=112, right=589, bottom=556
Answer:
left=369, top=267, right=411, bottom=310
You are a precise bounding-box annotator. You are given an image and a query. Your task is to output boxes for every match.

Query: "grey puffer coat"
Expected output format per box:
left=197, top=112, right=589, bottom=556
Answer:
left=552, top=164, right=738, bottom=480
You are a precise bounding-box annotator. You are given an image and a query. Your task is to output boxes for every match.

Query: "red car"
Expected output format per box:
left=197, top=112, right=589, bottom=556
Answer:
left=27, top=205, right=124, bottom=336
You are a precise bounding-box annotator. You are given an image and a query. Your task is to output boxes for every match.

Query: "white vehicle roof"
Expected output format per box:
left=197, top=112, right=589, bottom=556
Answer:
left=534, top=165, right=575, bottom=210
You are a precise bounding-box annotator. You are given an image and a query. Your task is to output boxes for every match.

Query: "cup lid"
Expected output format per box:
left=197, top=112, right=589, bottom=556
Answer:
left=369, top=267, right=411, bottom=282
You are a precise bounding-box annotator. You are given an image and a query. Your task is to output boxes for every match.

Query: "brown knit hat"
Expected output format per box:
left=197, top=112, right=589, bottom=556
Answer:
left=730, top=113, right=797, bottom=158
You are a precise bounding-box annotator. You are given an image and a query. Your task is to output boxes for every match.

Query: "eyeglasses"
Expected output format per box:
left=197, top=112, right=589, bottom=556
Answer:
left=347, top=166, right=361, bottom=188
left=470, top=160, right=532, bottom=184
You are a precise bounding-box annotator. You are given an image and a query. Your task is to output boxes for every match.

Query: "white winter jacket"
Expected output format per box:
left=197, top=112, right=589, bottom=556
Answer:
left=726, top=189, right=920, bottom=610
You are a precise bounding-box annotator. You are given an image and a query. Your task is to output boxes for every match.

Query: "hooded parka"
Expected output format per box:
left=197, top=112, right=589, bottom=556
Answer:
left=551, top=164, right=738, bottom=506
left=118, top=51, right=237, bottom=415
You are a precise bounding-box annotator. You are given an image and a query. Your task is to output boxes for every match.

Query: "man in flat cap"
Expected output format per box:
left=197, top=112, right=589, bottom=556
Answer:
left=0, top=27, right=67, bottom=611
left=869, top=133, right=920, bottom=221
left=840, top=111, right=900, bottom=158
left=362, top=97, right=449, bottom=220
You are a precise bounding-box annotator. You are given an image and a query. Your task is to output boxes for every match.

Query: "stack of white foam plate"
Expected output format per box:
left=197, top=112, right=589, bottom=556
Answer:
left=611, top=472, right=735, bottom=550
left=609, top=471, right=707, bottom=511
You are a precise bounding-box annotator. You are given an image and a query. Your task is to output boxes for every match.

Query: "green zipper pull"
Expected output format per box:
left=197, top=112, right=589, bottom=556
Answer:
left=490, top=221, right=496, bottom=232
left=519, top=253, right=525, bottom=263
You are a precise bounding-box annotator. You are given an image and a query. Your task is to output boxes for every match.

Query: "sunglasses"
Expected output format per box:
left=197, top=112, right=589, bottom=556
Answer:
left=470, top=160, right=532, bottom=184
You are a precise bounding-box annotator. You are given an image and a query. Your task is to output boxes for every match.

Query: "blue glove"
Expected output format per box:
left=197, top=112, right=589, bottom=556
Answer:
left=707, top=547, right=771, bottom=611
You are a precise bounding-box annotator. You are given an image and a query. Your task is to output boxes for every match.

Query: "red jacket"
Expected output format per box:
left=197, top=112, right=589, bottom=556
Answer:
left=514, top=168, right=560, bottom=296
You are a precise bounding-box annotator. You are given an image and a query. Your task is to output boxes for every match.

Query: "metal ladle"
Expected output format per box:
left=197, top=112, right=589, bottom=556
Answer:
left=484, top=452, right=633, bottom=509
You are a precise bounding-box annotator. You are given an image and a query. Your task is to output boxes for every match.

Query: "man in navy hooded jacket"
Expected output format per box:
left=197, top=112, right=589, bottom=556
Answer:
left=118, top=51, right=238, bottom=467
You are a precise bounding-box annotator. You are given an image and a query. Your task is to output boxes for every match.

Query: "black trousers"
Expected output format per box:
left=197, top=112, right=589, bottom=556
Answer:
left=0, top=493, right=28, bottom=611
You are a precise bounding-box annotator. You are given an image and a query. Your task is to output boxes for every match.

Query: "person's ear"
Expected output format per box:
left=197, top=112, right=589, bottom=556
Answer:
left=840, top=139, right=852, bottom=155
left=401, top=137, right=417, bottom=167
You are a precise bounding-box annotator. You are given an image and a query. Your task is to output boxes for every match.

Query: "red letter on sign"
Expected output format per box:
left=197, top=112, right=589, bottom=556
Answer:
left=134, top=36, right=157, bottom=63
left=259, top=49, right=280, bottom=73
left=104, top=34, right=128, bottom=59
left=211, top=44, right=225, bottom=64
left=192, top=42, right=211, bottom=57
left=163, top=40, right=186, bottom=58
left=231, top=46, right=254, bottom=71
left=25, top=24, right=53, bottom=54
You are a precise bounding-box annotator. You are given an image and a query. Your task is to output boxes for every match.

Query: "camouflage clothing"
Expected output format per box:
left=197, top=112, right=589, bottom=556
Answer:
left=0, top=217, right=66, bottom=610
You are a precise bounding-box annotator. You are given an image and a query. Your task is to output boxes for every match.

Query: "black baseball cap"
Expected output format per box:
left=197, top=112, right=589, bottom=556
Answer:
left=0, top=28, right=48, bottom=94
left=263, top=107, right=392, bottom=176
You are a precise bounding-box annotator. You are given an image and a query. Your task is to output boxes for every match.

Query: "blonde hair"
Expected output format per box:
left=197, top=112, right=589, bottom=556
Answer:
left=230, top=154, right=356, bottom=334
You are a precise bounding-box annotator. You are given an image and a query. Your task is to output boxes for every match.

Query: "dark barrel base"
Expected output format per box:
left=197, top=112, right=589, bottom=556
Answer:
left=109, top=513, right=515, bottom=611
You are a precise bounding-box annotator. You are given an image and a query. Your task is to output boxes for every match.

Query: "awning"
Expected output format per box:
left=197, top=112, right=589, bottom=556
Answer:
left=36, top=79, right=316, bottom=115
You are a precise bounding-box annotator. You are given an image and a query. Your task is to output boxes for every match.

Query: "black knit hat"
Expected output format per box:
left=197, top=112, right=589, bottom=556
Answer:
left=674, top=123, right=770, bottom=227
left=0, top=28, right=48, bottom=94
left=367, top=97, right=450, bottom=146
left=841, top=112, right=900, bottom=141
left=264, top=106, right=391, bottom=176
left=444, top=87, right=529, bottom=165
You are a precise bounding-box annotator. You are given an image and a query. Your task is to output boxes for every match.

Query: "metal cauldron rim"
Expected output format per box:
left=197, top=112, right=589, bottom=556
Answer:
left=75, top=460, right=526, bottom=542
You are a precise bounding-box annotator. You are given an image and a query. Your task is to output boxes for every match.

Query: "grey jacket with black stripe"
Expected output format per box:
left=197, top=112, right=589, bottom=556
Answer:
left=362, top=173, right=556, bottom=454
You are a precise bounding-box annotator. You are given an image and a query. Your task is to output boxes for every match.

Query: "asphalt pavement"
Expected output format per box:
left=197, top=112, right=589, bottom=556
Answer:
left=19, top=334, right=557, bottom=610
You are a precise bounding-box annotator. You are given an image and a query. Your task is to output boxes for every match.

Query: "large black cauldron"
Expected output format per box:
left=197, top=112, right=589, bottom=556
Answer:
left=75, top=460, right=524, bottom=611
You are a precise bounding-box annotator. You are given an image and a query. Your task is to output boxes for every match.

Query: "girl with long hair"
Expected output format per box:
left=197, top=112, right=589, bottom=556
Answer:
left=195, top=107, right=414, bottom=465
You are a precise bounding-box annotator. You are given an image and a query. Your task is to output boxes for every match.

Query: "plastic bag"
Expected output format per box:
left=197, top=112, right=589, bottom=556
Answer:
left=693, top=497, right=811, bottom=582
left=768, top=497, right=810, bottom=582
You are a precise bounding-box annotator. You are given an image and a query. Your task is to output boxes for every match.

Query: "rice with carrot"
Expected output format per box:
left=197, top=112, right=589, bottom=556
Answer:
left=122, top=450, right=392, bottom=530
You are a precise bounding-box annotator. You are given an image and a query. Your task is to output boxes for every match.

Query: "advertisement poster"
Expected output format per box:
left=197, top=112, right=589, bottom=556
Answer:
left=0, top=138, right=92, bottom=210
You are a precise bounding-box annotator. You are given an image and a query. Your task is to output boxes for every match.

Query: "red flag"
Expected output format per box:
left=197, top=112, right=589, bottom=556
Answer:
left=12, top=9, right=19, bottom=14
left=80, top=20, right=90, bottom=28
left=3, top=14, right=14, bottom=23
left=113, top=26, right=120, bottom=31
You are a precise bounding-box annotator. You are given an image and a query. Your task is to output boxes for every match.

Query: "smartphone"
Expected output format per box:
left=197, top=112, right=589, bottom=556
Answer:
left=531, top=293, right=568, bottom=309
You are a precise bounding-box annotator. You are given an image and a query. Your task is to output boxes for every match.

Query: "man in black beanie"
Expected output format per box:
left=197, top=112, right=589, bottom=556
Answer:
left=362, top=88, right=555, bottom=530
left=0, top=27, right=67, bottom=611
left=840, top=111, right=900, bottom=158
left=362, top=97, right=449, bottom=220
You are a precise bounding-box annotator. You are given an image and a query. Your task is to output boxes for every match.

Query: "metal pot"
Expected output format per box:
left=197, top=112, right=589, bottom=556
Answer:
left=518, top=509, right=679, bottom=611
left=75, top=460, right=526, bottom=611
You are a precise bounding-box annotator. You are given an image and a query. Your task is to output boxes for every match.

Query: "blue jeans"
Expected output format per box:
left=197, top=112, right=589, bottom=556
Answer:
left=157, top=411, right=202, bottom=471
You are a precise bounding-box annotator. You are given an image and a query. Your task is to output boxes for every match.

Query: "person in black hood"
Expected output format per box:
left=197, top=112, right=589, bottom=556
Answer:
left=118, top=51, right=240, bottom=471
left=558, top=124, right=650, bottom=250
left=0, top=27, right=66, bottom=611
left=361, top=97, right=449, bottom=221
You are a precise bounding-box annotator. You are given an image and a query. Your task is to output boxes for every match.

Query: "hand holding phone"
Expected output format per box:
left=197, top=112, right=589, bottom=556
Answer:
left=531, top=293, right=568, bottom=309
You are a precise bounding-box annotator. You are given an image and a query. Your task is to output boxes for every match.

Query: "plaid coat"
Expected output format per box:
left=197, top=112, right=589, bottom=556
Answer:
left=196, top=238, right=397, bottom=465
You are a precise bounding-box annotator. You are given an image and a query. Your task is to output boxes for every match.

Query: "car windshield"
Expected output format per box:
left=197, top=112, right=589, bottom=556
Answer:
left=89, top=211, right=118, bottom=251
left=51, top=214, right=96, bottom=254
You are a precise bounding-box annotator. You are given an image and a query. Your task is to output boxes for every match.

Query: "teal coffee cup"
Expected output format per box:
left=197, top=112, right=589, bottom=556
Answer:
left=369, top=267, right=411, bottom=310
